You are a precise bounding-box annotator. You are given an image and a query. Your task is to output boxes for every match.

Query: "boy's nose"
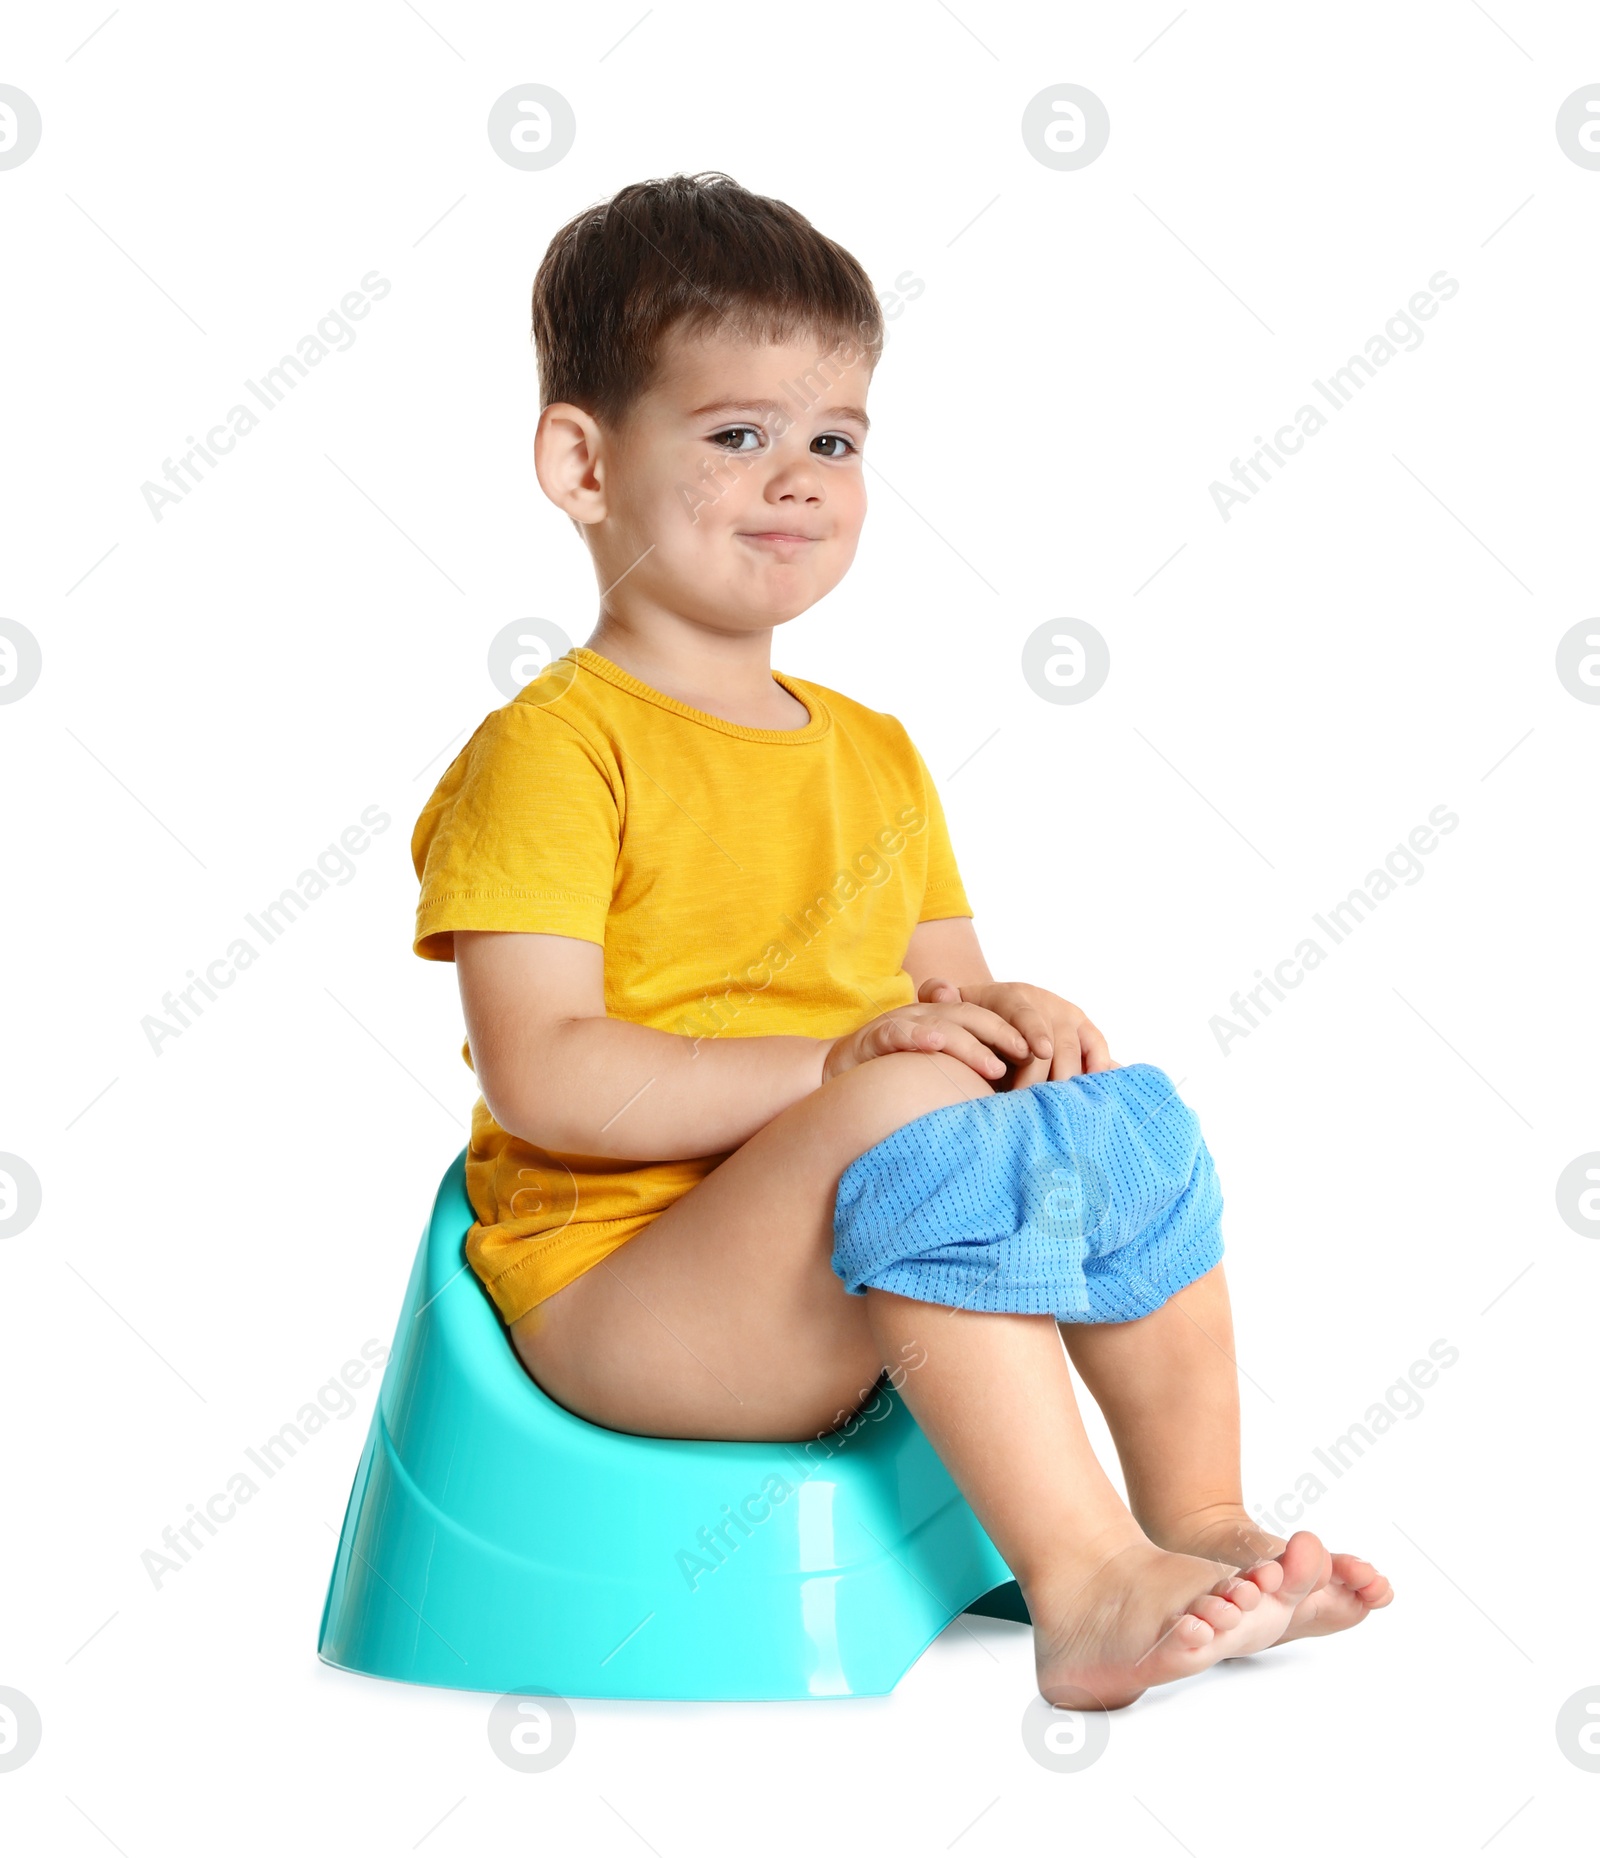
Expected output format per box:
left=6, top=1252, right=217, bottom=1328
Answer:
left=765, top=480, right=823, bottom=507
left=762, top=454, right=825, bottom=503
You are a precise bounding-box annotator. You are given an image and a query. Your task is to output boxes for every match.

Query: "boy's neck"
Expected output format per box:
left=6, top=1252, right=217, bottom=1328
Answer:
left=583, top=619, right=802, bottom=728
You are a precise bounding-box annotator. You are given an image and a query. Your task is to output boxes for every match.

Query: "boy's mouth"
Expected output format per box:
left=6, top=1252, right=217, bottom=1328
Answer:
left=738, top=530, right=820, bottom=553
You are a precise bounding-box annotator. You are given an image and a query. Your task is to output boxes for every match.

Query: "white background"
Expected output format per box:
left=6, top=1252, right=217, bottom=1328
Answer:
left=3, top=1, right=1598, bottom=1851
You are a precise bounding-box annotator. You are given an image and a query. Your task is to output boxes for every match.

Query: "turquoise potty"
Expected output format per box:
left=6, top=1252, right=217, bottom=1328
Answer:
left=318, top=1147, right=1027, bottom=1700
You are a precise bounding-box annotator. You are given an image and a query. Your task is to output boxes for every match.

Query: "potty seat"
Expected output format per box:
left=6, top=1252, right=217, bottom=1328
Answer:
left=317, top=1148, right=1026, bottom=1700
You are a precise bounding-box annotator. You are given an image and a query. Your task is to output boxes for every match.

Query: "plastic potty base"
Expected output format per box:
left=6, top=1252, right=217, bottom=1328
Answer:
left=317, top=1148, right=1027, bottom=1702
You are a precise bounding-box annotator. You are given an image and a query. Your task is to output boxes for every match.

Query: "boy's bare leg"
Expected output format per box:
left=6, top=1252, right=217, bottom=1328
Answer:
left=862, top=1291, right=1330, bottom=1707
left=1059, top=1264, right=1393, bottom=1643
left=512, top=1053, right=1329, bottom=1708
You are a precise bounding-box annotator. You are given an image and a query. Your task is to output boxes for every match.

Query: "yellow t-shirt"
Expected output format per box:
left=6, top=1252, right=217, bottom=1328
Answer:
left=411, top=645, right=973, bottom=1326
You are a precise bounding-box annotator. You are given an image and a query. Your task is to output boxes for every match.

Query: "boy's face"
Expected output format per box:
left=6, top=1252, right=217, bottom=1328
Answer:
left=584, top=323, right=873, bottom=632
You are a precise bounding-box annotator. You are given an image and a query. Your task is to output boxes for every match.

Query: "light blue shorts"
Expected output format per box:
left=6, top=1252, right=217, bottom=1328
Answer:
left=831, top=1063, right=1224, bottom=1323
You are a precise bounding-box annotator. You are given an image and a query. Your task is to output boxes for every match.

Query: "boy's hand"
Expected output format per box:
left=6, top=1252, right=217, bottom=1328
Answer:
left=915, top=978, right=1117, bottom=1086
left=820, top=997, right=1033, bottom=1087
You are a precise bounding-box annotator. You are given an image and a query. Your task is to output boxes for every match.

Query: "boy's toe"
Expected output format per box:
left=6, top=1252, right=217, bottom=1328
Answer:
left=1330, top=1553, right=1375, bottom=1587
left=1278, top=1530, right=1332, bottom=1604
left=1240, top=1557, right=1283, bottom=1599
left=1178, top=1612, right=1215, bottom=1648
left=1190, top=1593, right=1242, bottom=1632
left=1219, top=1576, right=1262, bottom=1614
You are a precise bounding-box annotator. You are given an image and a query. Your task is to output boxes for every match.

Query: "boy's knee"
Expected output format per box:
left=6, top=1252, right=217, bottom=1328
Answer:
left=829, top=1050, right=995, bottom=1160
left=871, top=1048, right=998, bottom=1104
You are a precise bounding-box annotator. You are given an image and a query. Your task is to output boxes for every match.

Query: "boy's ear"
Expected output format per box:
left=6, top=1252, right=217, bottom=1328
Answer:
left=534, top=401, right=608, bottom=523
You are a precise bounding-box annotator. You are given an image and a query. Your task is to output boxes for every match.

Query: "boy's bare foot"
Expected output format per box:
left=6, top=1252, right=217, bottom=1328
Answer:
left=1027, top=1529, right=1331, bottom=1710
left=1147, top=1506, right=1394, bottom=1644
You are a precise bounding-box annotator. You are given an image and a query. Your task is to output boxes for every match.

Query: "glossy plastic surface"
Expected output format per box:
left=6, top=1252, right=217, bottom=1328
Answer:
left=317, top=1148, right=1024, bottom=1699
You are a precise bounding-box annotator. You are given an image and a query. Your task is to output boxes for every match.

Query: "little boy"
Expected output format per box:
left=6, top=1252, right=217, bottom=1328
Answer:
left=410, top=172, right=1390, bottom=1709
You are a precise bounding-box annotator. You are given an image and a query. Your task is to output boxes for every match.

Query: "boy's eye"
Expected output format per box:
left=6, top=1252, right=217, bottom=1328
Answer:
left=707, top=426, right=860, bottom=458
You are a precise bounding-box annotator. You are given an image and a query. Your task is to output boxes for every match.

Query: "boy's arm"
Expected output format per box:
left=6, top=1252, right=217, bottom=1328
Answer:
left=455, top=929, right=828, bottom=1162
left=902, top=916, right=995, bottom=992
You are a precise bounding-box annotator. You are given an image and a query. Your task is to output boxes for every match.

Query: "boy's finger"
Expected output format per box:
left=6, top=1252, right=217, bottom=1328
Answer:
left=1016, top=1005, right=1054, bottom=1058
left=934, top=1000, right=1008, bottom=1049
left=965, top=1004, right=1033, bottom=1057
left=1049, top=1029, right=1085, bottom=1079
left=890, top=1017, right=1004, bottom=1081
left=1078, top=1021, right=1115, bottom=1072
left=938, top=1026, right=1009, bottom=1079
left=1007, top=1051, right=1051, bottom=1092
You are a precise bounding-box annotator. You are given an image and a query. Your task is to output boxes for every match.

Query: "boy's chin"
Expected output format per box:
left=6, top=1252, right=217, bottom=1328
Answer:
left=702, top=587, right=834, bottom=629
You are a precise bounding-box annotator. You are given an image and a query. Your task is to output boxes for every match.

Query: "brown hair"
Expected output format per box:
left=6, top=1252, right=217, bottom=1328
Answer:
left=531, top=172, right=884, bottom=426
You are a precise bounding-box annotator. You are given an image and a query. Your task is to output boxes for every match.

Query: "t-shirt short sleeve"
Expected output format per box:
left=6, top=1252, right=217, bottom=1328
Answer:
left=411, top=702, right=620, bottom=962
left=911, top=741, right=973, bottom=923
